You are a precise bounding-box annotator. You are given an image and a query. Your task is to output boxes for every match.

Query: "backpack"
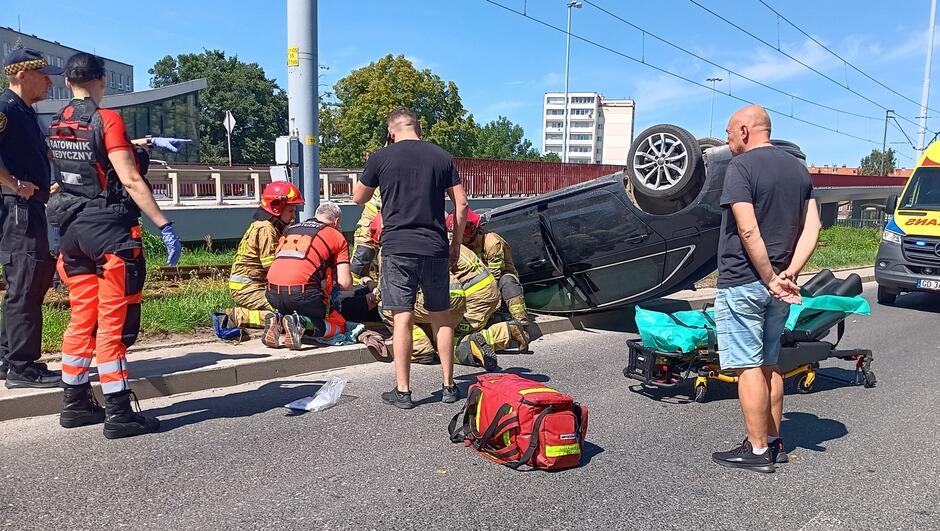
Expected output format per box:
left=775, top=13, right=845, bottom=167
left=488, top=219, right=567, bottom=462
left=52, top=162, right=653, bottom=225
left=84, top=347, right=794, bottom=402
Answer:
left=448, top=374, right=589, bottom=471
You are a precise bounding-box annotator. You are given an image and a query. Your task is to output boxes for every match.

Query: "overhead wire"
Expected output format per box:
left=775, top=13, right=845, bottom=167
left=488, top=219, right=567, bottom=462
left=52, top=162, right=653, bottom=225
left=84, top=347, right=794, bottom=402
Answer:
left=483, top=0, right=880, bottom=144
left=758, top=0, right=940, bottom=118
left=686, top=0, right=923, bottom=136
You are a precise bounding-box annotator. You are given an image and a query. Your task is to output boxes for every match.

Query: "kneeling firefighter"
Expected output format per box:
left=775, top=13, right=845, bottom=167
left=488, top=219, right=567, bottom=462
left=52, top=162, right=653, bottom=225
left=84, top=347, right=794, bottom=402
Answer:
left=448, top=208, right=529, bottom=326
left=375, top=214, right=527, bottom=369
left=48, top=53, right=182, bottom=439
left=225, top=181, right=303, bottom=328
left=349, top=187, right=382, bottom=280
left=263, top=201, right=353, bottom=350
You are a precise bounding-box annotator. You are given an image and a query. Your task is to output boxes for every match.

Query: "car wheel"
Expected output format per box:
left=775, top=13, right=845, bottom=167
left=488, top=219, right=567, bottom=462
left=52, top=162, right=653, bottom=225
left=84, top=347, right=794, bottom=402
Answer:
left=697, top=137, right=726, bottom=151
left=628, top=124, right=705, bottom=205
left=770, top=139, right=806, bottom=161
left=876, top=285, right=897, bottom=305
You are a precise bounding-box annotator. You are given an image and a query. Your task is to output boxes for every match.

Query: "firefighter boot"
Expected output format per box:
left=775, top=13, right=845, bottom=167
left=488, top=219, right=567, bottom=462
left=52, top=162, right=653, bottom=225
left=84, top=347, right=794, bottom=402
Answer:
left=506, top=319, right=530, bottom=352
left=455, top=332, right=498, bottom=371
left=103, top=390, right=160, bottom=439
left=60, top=383, right=105, bottom=428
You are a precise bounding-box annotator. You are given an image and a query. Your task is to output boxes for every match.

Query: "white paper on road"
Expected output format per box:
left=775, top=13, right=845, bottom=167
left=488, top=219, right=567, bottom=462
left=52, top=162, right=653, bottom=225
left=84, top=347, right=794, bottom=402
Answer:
left=284, top=377, right=346, bottom=412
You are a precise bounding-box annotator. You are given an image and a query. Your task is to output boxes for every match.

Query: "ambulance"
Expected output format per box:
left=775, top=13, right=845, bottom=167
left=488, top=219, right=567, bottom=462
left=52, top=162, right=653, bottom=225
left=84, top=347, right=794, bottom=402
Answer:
left=875, top=142, right=940, bottom=304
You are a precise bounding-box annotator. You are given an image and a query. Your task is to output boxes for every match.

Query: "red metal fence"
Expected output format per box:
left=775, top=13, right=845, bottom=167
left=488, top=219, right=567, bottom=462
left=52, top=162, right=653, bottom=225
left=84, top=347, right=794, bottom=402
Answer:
left=453, top=158, right=626, bottom=197
left=809, top=173, right=909, bottom=187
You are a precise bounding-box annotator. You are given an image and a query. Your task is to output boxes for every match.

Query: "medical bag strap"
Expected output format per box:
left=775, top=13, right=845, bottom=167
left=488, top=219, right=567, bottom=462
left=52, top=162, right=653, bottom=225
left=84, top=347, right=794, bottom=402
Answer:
left=504, top=405, right=555, bottom=470
left=448, top=387, right=482, bottom=443
left=833, top=320, right=845, bottom=348
left=470, top=403, right=517, bottom=451
left=571, top=403, right=584, bottom=442
left=667, top=313, right=718, bottom=355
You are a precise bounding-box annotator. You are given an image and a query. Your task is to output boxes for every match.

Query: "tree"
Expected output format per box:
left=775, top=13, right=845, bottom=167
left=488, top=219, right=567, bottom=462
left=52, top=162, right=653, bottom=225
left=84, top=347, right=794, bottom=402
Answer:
left=859, top=148, right=897, bottom=176
left=541, top=152, right=562, bottom=162
left=320, top=54, right=477, bottom=167
left=149, top=50, right=288, bottom=164
left=472, top=116, right=542, bottom=160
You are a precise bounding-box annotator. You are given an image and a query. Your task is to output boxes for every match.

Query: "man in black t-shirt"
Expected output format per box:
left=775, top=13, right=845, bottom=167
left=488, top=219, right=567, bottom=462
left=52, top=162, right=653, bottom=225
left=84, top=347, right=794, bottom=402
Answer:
left=353, top=107, right=469, bottom=410
left=711, top=105, right=821, bottom=473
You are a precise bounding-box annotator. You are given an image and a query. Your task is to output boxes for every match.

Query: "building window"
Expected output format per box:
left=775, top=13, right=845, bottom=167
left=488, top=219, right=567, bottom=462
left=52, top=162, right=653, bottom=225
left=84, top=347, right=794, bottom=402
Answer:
left=547, top=96, right=564, bottom=104
left=596, top=135, right=603, bottom=141
left=127, top=77, right=132, bottom=91
left=546, top=109, right=564, bottom=115
left=571, top=108, right=592, bottom=116
left=571, top=96, right=594, bottom=104
left=109, top=71, right=115, bottom=89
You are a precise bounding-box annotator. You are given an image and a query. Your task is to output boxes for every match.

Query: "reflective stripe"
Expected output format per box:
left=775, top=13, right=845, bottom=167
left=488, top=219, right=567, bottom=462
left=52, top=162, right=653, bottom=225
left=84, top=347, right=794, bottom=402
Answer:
left=260, top=255, right=275, bottom=267
left=274, top=250, right=306, bottom=259
left=98, top=359, right=127, bottom=375
left=365, top=201, right=379, bottom=213
left=101, top=380, right=129, bottom=395
left=518, top=387, right=557, bottom=395
left=545, top=443, right=581, bottom=457
left=61, top=354, right=92, bottom=368
left=464, top=273, right=495, bottom=296
left=248, top=310, right=265, bottom=327
left=62, top=372, right=90, bottom=386
left=449, top=289, right=466, bottom=298
left=229, top=274, right=255, bottom=284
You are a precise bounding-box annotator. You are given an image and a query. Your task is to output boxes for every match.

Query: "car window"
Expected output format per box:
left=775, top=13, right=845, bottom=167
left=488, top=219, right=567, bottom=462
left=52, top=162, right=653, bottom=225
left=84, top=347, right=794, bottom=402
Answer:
left=547, top=190, right=651, bottom=265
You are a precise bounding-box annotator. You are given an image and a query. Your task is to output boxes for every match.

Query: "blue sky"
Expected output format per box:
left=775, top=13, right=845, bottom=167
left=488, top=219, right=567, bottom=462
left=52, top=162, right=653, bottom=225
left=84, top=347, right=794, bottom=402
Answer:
left=4, top=0, right=940, bottom=167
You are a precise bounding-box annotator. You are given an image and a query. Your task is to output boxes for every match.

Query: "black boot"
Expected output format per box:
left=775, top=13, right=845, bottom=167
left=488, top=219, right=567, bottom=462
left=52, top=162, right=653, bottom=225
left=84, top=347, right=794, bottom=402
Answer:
left=103, top=390, right=160, bottom=439
left=60, top=383, right=105, bottom=428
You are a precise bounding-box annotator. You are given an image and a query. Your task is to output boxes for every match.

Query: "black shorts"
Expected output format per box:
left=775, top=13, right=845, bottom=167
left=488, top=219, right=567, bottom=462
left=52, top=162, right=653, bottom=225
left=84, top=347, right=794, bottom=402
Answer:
left=380, top=253, right=450, bottom=312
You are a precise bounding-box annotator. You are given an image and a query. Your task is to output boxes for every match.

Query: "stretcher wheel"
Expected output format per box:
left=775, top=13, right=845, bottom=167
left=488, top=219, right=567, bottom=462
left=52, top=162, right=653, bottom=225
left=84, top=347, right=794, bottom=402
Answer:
left=863, top=370, right=877, bottom=388
left=796, top=374, right=814, bottom=394
left=692, top=384, right=708, bottom=403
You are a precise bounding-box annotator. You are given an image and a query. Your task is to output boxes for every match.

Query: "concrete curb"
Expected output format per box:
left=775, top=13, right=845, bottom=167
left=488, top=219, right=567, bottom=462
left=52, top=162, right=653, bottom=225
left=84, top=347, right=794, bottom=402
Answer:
left=0, top=267, right=874, bottom=423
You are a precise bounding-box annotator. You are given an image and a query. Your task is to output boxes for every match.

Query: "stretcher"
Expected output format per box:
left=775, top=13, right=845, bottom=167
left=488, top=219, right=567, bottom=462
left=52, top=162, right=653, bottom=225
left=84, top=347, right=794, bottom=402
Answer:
left=624, top=269, right=877, bottom=403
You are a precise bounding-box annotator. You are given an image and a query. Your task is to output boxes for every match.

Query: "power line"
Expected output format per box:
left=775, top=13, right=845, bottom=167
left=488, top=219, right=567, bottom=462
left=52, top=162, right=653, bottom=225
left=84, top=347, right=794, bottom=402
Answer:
left=582, top=0, right=877, bottom=121
left=758, top=0, right=940, bottom=118
left=482, top=0, right=880, bottom=145
left=686, top=0, right=923, bottom=135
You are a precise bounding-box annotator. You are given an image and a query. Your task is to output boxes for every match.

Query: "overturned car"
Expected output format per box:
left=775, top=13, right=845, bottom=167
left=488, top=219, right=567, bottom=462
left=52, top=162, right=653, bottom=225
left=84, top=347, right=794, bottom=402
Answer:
left=481, top=124, right=806, bottom=315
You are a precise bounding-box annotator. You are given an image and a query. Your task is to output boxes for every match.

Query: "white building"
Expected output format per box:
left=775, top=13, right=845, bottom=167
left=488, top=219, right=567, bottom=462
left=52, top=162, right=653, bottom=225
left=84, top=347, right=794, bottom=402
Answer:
left=542, top=92, right=635, bottom=164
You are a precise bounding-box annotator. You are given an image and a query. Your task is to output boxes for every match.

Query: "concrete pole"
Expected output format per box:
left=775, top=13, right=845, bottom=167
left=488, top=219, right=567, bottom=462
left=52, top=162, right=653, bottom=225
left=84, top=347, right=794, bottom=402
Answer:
left=917, top=0, right=937, bottom=155
left=287, top=0, right=320, bottom=220
left=562, top=2, right=581, bottom=163
left=882, top=109, right=891, bottom=175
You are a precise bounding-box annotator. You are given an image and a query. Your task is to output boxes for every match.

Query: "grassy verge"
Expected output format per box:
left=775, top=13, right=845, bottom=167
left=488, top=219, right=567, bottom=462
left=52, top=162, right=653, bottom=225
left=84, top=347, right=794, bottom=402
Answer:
left=41, top=279, right=233, bottom=354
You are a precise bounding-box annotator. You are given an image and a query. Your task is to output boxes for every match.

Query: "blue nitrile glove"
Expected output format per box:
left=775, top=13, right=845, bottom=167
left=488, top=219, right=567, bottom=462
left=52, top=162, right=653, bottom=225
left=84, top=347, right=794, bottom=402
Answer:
left=160, top=221, right=182, bottom=266
left=151, top=137, right=192, bottom=153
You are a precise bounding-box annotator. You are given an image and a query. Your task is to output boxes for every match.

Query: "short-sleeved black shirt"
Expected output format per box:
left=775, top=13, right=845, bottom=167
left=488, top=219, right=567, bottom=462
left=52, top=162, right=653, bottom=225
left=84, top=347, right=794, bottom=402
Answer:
left=717, top=145, right=813, bottom=288
left=0, top=89, right=51, bottom=204
left=359, top=139, right=460, bottom=258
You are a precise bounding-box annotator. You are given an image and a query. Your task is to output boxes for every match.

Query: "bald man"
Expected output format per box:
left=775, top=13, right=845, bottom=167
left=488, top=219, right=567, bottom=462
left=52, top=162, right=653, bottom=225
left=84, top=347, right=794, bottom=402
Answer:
left=711, top=105, right=821, bottom=473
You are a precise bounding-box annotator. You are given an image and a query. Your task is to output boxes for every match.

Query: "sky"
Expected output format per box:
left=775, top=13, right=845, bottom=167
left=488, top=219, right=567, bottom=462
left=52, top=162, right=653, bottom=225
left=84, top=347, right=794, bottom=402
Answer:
left=4, top=0, right=940, bottom=167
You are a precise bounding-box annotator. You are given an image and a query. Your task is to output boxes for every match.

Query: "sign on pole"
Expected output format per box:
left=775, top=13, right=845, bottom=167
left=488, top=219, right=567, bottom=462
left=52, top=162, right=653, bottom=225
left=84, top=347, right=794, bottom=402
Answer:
left=223, top=111, right=236, bottom=166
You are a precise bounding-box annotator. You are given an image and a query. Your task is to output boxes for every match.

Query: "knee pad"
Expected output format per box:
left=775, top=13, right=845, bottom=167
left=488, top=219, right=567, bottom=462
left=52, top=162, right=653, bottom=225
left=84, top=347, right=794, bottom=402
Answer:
left=350, top=243, right=377, bottom=277
left=499, top=274, right=524, bottom=300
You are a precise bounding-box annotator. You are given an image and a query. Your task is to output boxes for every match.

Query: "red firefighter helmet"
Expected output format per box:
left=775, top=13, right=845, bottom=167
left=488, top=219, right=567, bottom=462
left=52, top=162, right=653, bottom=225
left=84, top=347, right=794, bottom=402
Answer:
left=260, top=181, right=304, bottom=216
left=369, top=212, right=383, bottom=244
left=445, top=208, right=482, bottom=240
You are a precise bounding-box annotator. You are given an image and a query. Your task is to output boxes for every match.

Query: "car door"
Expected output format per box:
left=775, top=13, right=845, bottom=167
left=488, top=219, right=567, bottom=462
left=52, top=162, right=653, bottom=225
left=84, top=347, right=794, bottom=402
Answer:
left=544, top=189, right=667, bottom=310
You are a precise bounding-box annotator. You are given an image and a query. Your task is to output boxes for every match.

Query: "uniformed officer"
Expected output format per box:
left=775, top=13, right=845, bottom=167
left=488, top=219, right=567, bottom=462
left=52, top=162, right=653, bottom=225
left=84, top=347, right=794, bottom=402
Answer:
left=0, top=49, right=63, bottom=388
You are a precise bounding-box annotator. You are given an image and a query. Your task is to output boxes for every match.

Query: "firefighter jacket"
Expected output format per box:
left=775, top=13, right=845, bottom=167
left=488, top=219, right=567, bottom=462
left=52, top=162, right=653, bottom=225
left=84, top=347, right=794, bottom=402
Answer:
left=465, top=230, right=519, bottom=283
left=229, top=214, right=285, bottom=292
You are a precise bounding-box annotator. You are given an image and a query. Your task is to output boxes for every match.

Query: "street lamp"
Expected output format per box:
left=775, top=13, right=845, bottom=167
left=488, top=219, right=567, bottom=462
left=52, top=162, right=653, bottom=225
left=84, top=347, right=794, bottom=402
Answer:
left=706, top=77, right=722, bottom=138
left=562, top=1, right=582, bottom=163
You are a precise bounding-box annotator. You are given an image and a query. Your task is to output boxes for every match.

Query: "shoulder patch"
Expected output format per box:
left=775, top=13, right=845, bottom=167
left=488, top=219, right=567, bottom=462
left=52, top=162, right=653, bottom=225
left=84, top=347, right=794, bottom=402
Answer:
left=0, top=112, right=6, bottom=133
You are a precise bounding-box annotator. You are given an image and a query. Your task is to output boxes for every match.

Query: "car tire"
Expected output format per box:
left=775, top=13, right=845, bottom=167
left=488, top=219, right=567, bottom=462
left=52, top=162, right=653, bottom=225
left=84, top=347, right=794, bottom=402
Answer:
left=628, top=124, right=705, bottom=207
left=770, top=139, right=806, bottom=161
left=876, top=285, right=897, bottom=305
left=697, top=137, right=726, bottom=151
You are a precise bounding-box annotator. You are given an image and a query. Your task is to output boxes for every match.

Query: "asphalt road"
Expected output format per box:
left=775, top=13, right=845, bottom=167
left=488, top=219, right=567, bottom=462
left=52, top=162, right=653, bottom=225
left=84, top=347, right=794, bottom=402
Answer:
left=1, top=283, right=938, bottom=530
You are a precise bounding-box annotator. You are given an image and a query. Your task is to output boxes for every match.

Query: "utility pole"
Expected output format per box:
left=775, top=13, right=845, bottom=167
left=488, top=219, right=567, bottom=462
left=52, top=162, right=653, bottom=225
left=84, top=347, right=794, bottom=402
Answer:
left=287, top=0, right=320, bottom=220
left=706, top=77, right=722, bottom=138
left=562, top=1, right=581, bottom=164
left=917, top=0, right=938, bottom=155
left=882, top=109, right=893, bottom=176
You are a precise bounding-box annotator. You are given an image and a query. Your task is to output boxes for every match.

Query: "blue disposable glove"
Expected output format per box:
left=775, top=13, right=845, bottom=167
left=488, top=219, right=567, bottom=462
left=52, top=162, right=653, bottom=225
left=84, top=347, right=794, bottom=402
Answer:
left=161, top=222, right=182, bottom=266
left=151, top=137, right=192, bottom=153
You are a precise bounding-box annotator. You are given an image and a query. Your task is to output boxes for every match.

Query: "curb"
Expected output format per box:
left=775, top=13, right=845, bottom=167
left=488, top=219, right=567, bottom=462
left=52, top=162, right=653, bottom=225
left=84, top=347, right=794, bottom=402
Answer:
left=0, top=268, right=873, bottom=423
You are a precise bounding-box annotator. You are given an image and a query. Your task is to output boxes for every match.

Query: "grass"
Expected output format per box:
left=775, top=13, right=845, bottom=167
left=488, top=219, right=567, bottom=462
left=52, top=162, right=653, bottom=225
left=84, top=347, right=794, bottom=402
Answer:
left=805, top=226, right=880, bottom=271
left=41, top=279, right=233, bottom=354
left=142, top=229, right=236, bottom=267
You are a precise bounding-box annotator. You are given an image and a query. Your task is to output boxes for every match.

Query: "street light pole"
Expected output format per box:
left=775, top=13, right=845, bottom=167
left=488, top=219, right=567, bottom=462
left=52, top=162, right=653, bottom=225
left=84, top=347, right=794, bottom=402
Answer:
left=917, top=0, right=938, bottom=156
left=882, top=109, right=893, bottom=175
left=706, top=77, right=722, bottom=138
left=562, top=1, right=581, bottom=164
left=287, top=0, right=320, bottom=220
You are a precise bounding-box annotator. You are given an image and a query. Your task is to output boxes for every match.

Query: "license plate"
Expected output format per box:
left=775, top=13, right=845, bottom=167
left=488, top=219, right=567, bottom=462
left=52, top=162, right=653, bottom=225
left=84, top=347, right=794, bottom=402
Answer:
left=917, top=279, right=940, bottom=290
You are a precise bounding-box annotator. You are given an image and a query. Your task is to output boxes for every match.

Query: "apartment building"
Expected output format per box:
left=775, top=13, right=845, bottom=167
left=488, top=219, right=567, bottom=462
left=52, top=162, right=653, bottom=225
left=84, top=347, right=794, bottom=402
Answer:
left=542, top=92, right=635, bottom=164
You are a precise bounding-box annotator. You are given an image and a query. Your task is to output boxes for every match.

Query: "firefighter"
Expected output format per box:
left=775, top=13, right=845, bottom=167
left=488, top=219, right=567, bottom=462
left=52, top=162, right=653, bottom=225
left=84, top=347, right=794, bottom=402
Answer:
left=224, top=181, right=304, bottom=328
left=448, top=208, right=530, bottom=326
left=263, top=201, right=353, bottom=350
left=49, top=52, right=182, bottom=438
left=0, top=49, right=63, bottom=388
left=376, top=214, right=527, bottom=368
left=349, top=187, right=382, bottom=279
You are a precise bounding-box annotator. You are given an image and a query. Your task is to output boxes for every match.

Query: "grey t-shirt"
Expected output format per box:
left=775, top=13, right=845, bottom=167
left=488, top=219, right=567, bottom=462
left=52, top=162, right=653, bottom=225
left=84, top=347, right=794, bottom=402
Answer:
left=717, top=145, right=813, bottom=289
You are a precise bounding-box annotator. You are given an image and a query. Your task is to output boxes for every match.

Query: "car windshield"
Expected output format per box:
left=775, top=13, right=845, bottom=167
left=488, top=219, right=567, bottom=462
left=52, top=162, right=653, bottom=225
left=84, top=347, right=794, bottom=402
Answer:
left=899, top=167, right=940, bottom=210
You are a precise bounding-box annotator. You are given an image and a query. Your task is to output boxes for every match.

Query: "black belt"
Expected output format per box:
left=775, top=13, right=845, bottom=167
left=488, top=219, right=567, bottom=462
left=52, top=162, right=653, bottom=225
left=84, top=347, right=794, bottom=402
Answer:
left=267, top=284, right=320, bottom=295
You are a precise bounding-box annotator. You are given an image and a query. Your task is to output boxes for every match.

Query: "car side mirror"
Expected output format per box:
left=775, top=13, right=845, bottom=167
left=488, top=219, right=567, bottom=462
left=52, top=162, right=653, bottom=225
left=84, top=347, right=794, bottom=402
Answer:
left=886, top=194, right=898, bottom=214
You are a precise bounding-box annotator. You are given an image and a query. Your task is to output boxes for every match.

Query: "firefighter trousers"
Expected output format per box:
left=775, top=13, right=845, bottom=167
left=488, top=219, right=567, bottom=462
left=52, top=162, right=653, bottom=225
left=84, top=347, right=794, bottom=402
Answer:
left=266, top=287, right=344, bottom=339
left=0, top=197, right=54, bottom=372
left=230, top=283, right=274, bottom=328
left=411, top=321, right=518, bottom=368
left=499, top=273, right=529, bottom=325
left=56, top=216, right=145, bottom=395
